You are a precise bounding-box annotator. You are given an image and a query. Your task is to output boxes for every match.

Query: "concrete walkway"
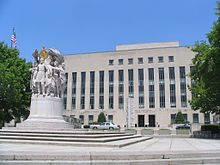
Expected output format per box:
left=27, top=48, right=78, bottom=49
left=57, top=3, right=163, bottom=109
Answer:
left=1, top=137, right=220, bottom=153
left=1, top=137, right=220, bottom=164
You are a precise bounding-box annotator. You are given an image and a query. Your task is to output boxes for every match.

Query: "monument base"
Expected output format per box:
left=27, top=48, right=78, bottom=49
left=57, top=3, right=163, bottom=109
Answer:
left=3, top=95, right=74, bottom=131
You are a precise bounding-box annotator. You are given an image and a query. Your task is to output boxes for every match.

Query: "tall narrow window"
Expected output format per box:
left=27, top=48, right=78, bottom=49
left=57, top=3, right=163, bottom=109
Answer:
left=80, top=72, right=86, bottom=109
left=159, top=68, right=165, bottom=108
left=128, top=69, right=134, bottom=97
left=148, top=68, right=155, bottom=108
left=169, top=67, right=176, bottom=108
left=72, top=72, right=77, bottom=109
left=179, top=66, right=187, bottom=107
left=64, top=73, right=68, bottom=109
left=109, top=70, right=114, bottom=109
left=99, top=71, right=104, bottom=109
left=79, top=115, right=84, bottom=124
left=88, top=115, right=94, bottom=124
left=138, top=69, right=144, bottom=108
left=193, top=113, right=199, bottom=123
left=118, top=70, right=124, bottom=109
left=89, top=71, right=95, bottom=109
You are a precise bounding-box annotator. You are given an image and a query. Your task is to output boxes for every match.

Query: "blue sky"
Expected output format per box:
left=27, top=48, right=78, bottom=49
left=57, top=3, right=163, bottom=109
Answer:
left=0, top=0, right=218, bottom=62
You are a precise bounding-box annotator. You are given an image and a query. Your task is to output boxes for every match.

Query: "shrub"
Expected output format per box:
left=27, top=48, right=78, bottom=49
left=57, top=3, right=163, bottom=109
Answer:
left=97, top=112, right=106, bottom=123
left=201, top=124, right=220, bottom=134
left=175, top=111, right=184, bottom=124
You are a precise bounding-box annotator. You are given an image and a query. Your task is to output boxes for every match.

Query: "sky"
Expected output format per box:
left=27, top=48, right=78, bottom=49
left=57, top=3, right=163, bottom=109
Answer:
left=0, top=0, right=218, bottom=62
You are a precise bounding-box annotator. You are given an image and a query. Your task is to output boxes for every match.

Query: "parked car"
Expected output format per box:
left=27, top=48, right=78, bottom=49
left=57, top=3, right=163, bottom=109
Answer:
left=90, top=122, right=119, bottom=130
left=176, top=124, right=191, bottom=129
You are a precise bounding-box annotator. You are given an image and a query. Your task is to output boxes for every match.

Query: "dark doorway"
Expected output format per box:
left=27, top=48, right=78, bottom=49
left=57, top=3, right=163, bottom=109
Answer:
left=149, top=115, right=155, bottom=127
left=138, top=115, right=145, bottom=127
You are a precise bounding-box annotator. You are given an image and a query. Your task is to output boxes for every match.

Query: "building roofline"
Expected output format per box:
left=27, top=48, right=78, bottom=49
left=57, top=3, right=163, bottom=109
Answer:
left=64, top=44, right=193, bottom=57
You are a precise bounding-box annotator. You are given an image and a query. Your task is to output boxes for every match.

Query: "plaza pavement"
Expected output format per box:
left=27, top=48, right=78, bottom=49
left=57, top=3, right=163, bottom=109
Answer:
left=0, top=137, right=220, bottom=164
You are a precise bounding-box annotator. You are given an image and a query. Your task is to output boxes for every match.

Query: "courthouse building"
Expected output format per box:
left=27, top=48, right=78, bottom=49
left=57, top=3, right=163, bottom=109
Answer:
left=63, top=41, right=212, bottom=128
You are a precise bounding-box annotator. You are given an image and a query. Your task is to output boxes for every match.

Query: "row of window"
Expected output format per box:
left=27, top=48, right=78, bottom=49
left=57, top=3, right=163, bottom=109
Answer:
left=171, top=113, right=210, bottom=124
left=109, top=56, right=174, bottom=65
left=78, top=113, right=210, bottom=125
left=67, top=66, right=189, bottom=110
left=79, top=114, right=113, bottom=124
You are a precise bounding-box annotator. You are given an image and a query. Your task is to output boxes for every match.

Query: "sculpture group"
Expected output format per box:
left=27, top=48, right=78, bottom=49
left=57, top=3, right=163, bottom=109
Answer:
left=31, top=47, right=65, bottom=98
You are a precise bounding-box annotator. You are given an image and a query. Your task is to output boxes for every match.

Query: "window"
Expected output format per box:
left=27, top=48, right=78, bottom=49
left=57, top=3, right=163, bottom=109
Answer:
left=118, top=70, right=124, bottom=98
left=99, top=71, right=104, bottom=109
left=183, top=114, right=188, bottom=123
left=148, top=68, right=155, bottom=108
left=80, top=72, right=86, bottom=109
left=169, top=67, right=175, bottom=80
left=138, top=57, right=143, bottom=64
left=128, top=69, right=134, bottom=97
left=108, top=115, right=113, bottom=123
left=99, top=96, right=104, bottom=109
left=159, top=68, right=165, bottom=108
left=72, top=72, right=77, bottom=109
left=109, top=96, right=114, bottom=109
left=109, top=70, right=114, bottom=109
left=72, top=97, right=76, bottom=109
left=168, top=56, right=174, bottom=62
left=109, top=59, right=114, bottom=65
left=159, top=68, right=165, bottom=81
left=171, top=114, right=176, bottom=124
left=138, top=69, right=144, bottom=108
left=63, top=73, right=68, bottom=109
left=170, top=84, right=176, bottom=108
left=148, top=57, right=153, bottom=63
left=193, top=114, right=199, bottom=123
left=204, top=113, right=210, bottom=124
left=139, top=96, right=144, bottom=108
left=158, top=56, right=164, bottom=63
left=148, top=68, right=154, bottom=81
left=79, top=115, right=84, bottom=124
left=169, top=67, right=176, bottom=108
left=128, top=58, right=133, bottom=64
left=88, top=115, right=93, bottom=124
left=118, top=59, right=123, bottom=65
left=80, top=96, right=85, bottom=109
left=119, top=96, right=124, bottom=109
left=90, top=71, right=95, bottom=109
left=179, top=66, right=187, bottom=107
left=89, top=96, right=94, bottom=109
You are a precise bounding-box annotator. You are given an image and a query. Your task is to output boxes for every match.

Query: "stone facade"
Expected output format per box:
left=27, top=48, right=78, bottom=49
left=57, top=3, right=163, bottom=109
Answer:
left=63, top=41, right=213, bottom=128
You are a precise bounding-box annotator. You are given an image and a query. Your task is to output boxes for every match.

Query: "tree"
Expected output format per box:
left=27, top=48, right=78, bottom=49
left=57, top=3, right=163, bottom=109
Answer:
left=175, top=111, right=184, bottom=124
left=97, top=112, right=106, bottom=123
left=189, top=2, right=220, bottom=114
left=0, top=42, right=32, bottom=127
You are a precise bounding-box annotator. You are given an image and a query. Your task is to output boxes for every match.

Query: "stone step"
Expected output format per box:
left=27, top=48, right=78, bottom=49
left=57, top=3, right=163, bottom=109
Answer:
left=0, top=129, right=123, bottom=135
left=0, top=134, right=143, bottom=143
left=0, top=136, right=152, bottom=148
left=0, top=156, right=220, bottom=165
left=0, top=131, right=133, bottom=138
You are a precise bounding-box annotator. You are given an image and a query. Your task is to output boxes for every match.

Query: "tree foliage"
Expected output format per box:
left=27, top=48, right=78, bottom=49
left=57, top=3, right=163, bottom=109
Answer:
left=175, top=111, right=184, bottom=124
left=0, top=42, right=32, bottom=127
left=190, top=2, right=220, bottom=114
left=97, top=112, right=106, bottom=123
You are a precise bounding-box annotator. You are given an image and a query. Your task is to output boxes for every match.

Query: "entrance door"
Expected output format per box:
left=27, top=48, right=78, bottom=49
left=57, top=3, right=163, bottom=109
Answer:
left=138, top=115, right=145, bottom=127
left=149, top=115, right=155, bottom=127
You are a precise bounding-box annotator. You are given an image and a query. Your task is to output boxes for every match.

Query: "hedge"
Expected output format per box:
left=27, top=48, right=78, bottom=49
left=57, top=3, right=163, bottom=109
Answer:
left=201, top=124, right=220, bottom=134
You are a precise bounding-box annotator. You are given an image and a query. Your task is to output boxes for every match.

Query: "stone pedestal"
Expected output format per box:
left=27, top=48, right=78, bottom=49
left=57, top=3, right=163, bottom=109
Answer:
left=5, top=95, right=73, bottom=131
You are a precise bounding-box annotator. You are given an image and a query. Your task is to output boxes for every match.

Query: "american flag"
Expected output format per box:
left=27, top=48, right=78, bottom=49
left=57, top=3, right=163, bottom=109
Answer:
left=11, top=28, right=17, bottom=48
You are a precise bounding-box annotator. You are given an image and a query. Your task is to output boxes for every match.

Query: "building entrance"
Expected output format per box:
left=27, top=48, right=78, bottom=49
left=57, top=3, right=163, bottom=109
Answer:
left=149, top=115, right=155, bottom=127
left=138, top=115, right=145, bottom=127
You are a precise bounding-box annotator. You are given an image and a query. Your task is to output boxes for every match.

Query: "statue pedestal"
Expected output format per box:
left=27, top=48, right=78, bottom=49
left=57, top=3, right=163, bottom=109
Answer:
left=6, top=95, right=73, bottom=131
